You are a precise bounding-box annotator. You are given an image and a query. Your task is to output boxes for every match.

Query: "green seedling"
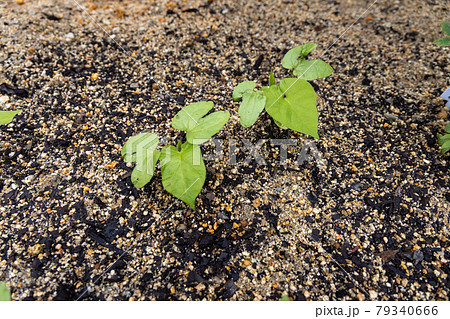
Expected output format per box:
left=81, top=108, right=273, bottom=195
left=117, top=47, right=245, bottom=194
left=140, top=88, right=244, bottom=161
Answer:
left=122, top=101, right=229, bottom=209
left=437, top=122, right=450, bottom=154
left=0, top=110, right=21, bottom=125
left=0, top=282, right=10, bottom=301
left=434, top=22, right=450, bottom=46
left=232, top=44, right=331, bottom=138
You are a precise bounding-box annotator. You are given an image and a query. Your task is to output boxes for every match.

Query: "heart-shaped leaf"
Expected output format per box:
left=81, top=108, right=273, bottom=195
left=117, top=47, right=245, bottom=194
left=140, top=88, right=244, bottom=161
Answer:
left=186, top=110, right=230, bottom=144
left=121, top=132, right=159, bottom=188
left=282, top=43, right=318, bottom=69
left=262, top=78, right=318, bottom=138
left=292, top=60, right=333, bottom=81
left=0, top=110, right=21, bottom=125
left=160, top=142, right=206, bottom=209
left=445, top=122, right=450, bottom=133
left=172, top=101, right=213, bottom=132
left=238, top=91, right=266, bottom=127
left=233, top=81, right=257, bottom=101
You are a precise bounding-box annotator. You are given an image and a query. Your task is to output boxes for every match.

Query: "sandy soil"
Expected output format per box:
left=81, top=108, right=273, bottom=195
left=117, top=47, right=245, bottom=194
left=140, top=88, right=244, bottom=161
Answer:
left=0, top=0, right=449, bottom=300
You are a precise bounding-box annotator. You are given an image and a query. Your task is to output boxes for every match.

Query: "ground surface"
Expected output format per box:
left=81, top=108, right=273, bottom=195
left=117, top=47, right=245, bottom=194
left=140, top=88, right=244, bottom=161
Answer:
left=0, top=0, right=449, bottom=301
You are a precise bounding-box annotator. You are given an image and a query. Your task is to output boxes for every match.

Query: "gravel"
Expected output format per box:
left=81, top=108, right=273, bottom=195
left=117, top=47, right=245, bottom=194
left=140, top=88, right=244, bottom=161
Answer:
left=0, top=0, right=449, bottom=300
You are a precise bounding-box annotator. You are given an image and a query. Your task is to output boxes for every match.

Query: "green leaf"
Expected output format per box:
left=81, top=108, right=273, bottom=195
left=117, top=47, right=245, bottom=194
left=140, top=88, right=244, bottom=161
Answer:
left=262, top=78, right=319, bottom=139
left=131, top=150, right=160, bottom=188
left=438, top=133, right=450, bottom=153
left=440, top=139, right=450, bottom=154
left=186, top=111, right=230, bottom=144
left=121, top=132, right=159, bottom=188
left=282, top=43, right=317, bottom=69
left=441, top=21, right=450, bottom=36
left=122, top=132, right=158, bottom=162
left=280, top=295, right=290, bottom=301
left=160, top=142, right=206, bottom=209
left=0, top=282, right=10, bottom=301
left=445, top=122, right=450, bottom=133
left=238, top=92, right=266, bottom=127
left=293, top=60, right=333, bottom=81
left=172, top=102, right=229, bottom=144
left=233, top=81, right=257, bottom=101
left=438, top=133, right=450, bottom=145
left=0, top=110, right=21, bottom=125
left=269, top=70, right=276, bottom=86
left=434, top=37, right=450, bottom=46
left=172, top=101, right=213, bottom=132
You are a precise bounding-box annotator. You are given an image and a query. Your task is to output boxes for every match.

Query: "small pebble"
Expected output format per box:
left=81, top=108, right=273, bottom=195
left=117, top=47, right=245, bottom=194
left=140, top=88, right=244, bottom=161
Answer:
left=65, top=32, right=74, bottom=41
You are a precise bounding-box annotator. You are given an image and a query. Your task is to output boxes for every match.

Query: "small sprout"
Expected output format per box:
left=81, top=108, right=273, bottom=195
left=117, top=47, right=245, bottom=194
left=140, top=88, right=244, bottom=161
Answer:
left=232, top=44, right=331, bottom=139
left=121, top=101, right=229, bottom=209
left=269, top=70, right=276, bottom=86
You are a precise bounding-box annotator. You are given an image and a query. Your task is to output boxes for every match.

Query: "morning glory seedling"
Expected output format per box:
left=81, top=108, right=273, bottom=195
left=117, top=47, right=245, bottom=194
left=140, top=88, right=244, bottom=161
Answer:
left=434, top=22, right=450, bottom=47
left=122, top=101, right=229, bottom=209
left=232, top=44, right=331, bottom=138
